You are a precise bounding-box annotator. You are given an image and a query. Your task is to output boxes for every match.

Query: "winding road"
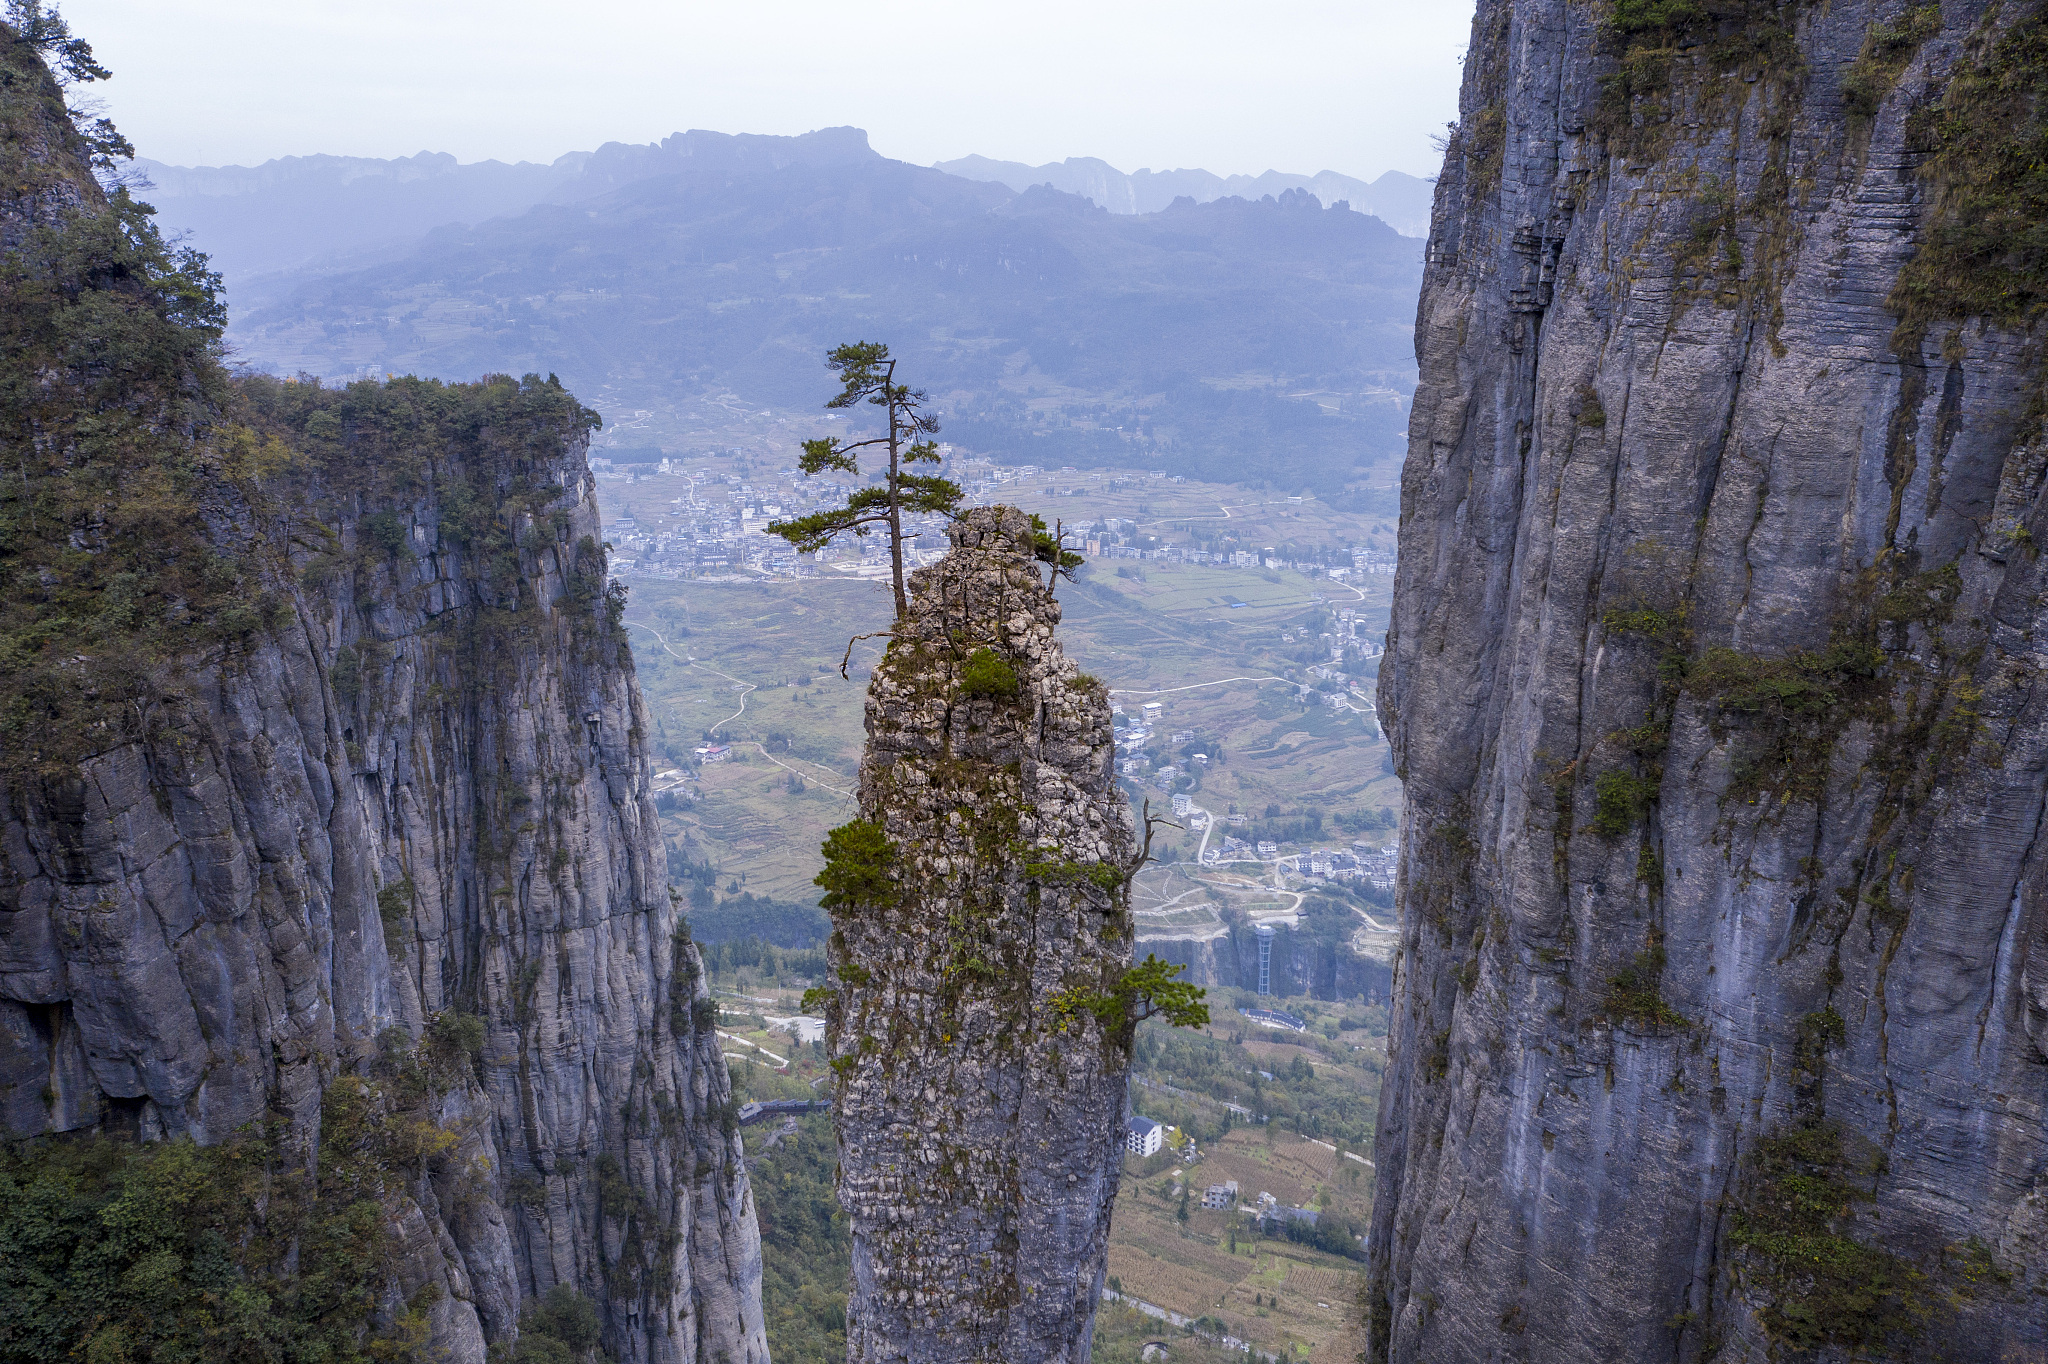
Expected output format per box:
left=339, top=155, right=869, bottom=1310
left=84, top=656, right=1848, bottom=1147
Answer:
left=625, top=618, right=857, bottom=796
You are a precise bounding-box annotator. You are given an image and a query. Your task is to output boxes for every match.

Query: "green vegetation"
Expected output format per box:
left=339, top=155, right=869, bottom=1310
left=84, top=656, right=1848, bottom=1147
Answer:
left=0, top=21, right=237, bottom=776
left=1730, top=1120, right=1928, bottom=1350
left=0, top=1036, right=487, bottom=1364
left=814, top=819, right=898, bottom=911
left=699, top=936, right=826, bottom=985
left=1590, top=769, right=1657, bottom=839
left=685, top=891, right=829, bottom=948
left=1691, top=638, right=1885, bottom=717
left=1842, top=4, right=1941, bottom=119
left=766, top=342, right=963, bottom=617
left=1462, top=103, right=1506, bottom=196
left=1021, top=853, right=1128, bottom=896
left=1793, top=1005, right=1846, bottom=1090
left=1596, top=0, right=1807, bottom=141
left=1027, top=513, right=1087, bottom=580
left=429, top=1009, right=486, bottom=1060
left=1604, top=0, right=1801, bottom=45
left=1054, top=955, right=1211, bottom=1039
left=512, top=1286, right=607, bottom=1364
left=1574, top=384, right=1607, bottom=428
left=377, top=878, right=416, bottom=933
left=6, top=26, right=606, bottom=785
left=1601, top=928, right=1689, bottom=1030
left=1592, top=0, right=1811, bottom=331
left=749, top=1115, right=851, bottom=1364
left=1608, top=0, right=1711, bottom=33
left=959, top=646, right=1020, bottom=699
left=1688, top=636, right=1888, bottom=804
left=1892, top=7, right=2048, bottom=333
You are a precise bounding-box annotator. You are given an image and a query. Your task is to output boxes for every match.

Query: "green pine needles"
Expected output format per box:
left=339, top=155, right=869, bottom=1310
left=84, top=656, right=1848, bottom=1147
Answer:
left=1053, top=954, right=1210, bottom=1042
left=815, top=819, right=899, bottom=911
left=766, top=342, right=963, bottom=618
left=1026, top=513, right=1085, bottom=580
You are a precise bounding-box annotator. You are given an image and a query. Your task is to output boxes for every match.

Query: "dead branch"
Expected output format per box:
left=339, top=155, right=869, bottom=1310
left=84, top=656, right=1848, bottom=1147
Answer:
left=1127, top=797, right=1184, bottom=875
left=841, top=630, right=895, bottom=679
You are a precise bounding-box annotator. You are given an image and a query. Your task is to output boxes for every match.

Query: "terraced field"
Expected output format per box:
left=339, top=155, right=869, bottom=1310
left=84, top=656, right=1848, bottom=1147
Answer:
left=1107, top=1126, right=1369, bottom=1363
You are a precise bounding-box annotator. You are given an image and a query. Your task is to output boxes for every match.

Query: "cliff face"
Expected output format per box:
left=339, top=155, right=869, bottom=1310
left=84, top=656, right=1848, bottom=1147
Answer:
left=820, top=506, right=1138, bottom=1364
left=0, top=31, right=762, bottom=1364
left=1373, top=2, right=2048, bottom=1360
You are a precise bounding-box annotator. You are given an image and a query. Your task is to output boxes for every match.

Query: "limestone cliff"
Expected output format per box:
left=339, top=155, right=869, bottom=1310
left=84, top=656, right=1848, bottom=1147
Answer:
left=0, top=28, right=763, bottom=1364
left=816, top=506, right=1141, bottom=1364
left=1372, top=1, right=2048, bottom=1358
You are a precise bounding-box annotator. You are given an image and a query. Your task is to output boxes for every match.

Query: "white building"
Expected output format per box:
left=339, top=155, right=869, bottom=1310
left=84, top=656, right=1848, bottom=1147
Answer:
left=1125, top=1115, right=1164, bottom=1157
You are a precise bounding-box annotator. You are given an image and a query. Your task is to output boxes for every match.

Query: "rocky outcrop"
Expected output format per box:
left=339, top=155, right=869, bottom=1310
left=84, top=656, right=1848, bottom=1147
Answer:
left=0, top=30, right=763, bottom=1364
left=818, top=505, right=1139, bottom=1364
left=1372, top=3, right=2048, bottom=1360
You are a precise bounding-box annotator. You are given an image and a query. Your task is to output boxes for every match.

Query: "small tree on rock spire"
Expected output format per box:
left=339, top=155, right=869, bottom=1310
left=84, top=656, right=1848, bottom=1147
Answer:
left=767, top=341, right=962, bottom=618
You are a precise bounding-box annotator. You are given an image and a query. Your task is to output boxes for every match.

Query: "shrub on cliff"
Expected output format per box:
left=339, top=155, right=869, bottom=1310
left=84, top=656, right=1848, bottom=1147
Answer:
left=513, top=1286, right=607, bottom=1364
left=959, top=647, right=1020, bottom=699
left=0, top=1072, right=461, bottom=1364
left=814, top=819, right=898, bottom=911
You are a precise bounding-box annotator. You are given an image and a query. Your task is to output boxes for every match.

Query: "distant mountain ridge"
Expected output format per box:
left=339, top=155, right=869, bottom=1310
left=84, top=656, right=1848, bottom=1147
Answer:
left=135, top=131, right=1428, bottom=278
left=933, top=154, right=1434, bottom=237
left=131, top=128, right=892, bottom=279
left=139, top=127, right=1423, bottom=498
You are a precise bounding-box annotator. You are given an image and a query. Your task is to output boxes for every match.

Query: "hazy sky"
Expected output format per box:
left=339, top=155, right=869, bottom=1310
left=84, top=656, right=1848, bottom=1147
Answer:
left=63, top=0, right=1475, bottom=181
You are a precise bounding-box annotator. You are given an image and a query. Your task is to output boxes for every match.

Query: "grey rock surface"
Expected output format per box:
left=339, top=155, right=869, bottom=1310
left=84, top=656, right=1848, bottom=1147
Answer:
left=823, top=505, right=1139, bottom=1364
left=0, top=60, right=766, bottom=1355
left=0, top=428, right=768, bottom=1362
left=1372, top=2, right=2048, bottom=1360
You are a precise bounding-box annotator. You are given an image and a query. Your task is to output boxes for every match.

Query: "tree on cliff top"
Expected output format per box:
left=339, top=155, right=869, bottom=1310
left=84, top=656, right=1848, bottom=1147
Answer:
left=767, top=341, right=962, bottom=618
left=7, top=1, right=110, bottom=85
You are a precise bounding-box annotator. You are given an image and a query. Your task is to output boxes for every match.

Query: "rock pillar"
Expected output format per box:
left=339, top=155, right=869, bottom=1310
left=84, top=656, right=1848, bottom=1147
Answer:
left=821, top=505, right=1138, bottom=1363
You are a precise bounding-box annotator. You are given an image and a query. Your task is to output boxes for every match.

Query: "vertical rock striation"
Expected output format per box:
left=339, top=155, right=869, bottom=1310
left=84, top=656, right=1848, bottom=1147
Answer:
left=820, top=505, right=1138, bottom=1364
left=0, top=29, right=763, bottom=1364
left=1373, top=2, right=2048, bottom=1360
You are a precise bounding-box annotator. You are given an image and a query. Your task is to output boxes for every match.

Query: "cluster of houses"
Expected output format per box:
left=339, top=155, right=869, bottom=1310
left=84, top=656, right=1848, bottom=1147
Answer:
left=591, top=449, right=1399, bottom=592
left=597, top=471, right=961, bottom=581
left=1112, top=709, right=1213, bottom=791
left=1200, top=1182, right=1320, bottom=1233
left=1206, top=837, right=1397, bottom=890
left=1120, top=1148, right=1320, bottom=1234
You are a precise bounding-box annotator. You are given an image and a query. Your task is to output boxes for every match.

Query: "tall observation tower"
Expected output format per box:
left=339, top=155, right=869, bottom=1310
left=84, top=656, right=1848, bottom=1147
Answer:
left=1255, top=922, right=1275, bottom=996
